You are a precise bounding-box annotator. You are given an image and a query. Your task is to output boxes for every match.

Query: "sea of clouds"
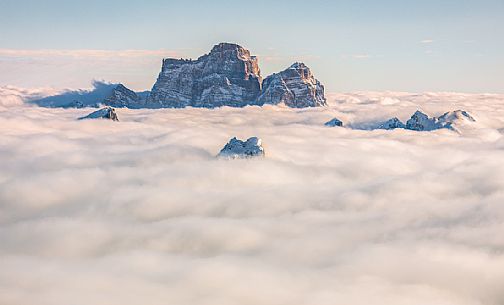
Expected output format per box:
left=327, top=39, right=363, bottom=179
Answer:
left=1, top=88, right=504, bottom=305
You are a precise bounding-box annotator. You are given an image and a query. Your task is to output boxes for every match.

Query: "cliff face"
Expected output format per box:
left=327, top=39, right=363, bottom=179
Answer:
left=257, top=63, right=327, bottom=108
left=147, top=43, right=262, bottom=108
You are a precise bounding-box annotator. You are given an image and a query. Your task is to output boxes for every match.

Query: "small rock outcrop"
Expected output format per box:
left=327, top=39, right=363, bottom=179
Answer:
left=147, top=43, right=262, bottom=108
left=404, top=110, right=475, bottom=131
left=378, top=117, right=406, bottom=130
left=79, top=107, right=119, bottom=121
left=325, top=118, right=343, bottom=127
left=103, top=84, right=143, bottom=108
left=257, top=63, right=327, bottom=108
left=218, top=137, right=265, bottom=159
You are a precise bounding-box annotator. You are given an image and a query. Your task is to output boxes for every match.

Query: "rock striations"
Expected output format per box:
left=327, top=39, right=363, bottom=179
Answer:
left=147, top=43, right=326, bottom=108
left=147, top=43, right=262, bottom=108
left=258, top=63, right=327, bottom=108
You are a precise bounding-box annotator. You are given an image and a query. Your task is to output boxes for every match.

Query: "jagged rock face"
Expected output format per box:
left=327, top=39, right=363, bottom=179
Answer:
left=79, top=107, right=119, bottom=121
left=378, top=117, right=406, bottom=130
left=103, top=84, right=142, bottom=108
left=406, top=111, right=441, bottom=131
left=148, top=43, right=262, bottom=108
left=257, top=63, right=326, bottom=108
left=325, top=118, right=343, bottom=127
left=218, top=137, right=265, bottom=159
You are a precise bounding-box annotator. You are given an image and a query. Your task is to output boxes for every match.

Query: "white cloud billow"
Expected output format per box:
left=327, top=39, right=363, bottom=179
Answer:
left=0, top=89, right=504, bottom=305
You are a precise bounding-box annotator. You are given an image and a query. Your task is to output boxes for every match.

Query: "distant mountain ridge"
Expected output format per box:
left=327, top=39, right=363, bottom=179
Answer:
left=31, top=43, right=326, bottom=109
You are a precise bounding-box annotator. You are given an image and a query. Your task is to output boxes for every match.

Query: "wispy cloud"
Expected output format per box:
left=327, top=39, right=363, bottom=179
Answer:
left=0, top=49, right=179, bottom=59
left=420, top=39, right=435, bottom=44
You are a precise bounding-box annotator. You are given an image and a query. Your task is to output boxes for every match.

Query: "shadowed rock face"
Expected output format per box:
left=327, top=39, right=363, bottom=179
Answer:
left=257, top=63, right=327, bottom=108
left=103, top=84, right=143, bottom=108
left=378, top=117, right=406, bottom=130
left=147, top=43, right=262, bottom=108
left=406, top=110, right=441, bottom=131
left=325, top=118, right=343, bottom=127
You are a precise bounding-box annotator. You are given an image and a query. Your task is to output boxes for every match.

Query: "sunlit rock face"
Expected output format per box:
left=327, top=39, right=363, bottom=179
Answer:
left=257, top=62, right=327, bottom=108
left=378, top=117, right=406, bottom=130
left=147, top=43, right=262, bottom=108
left=217, top=137, right=265, bottom=159
left=103, top=84, right=143, bottom=108
left=437, top=110, right=476, bottom=125
left=78, top=106, right=119, bottom=121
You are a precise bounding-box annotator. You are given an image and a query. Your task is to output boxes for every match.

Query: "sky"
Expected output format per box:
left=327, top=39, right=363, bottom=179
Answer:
left=0, top=0, right=503, bottom=93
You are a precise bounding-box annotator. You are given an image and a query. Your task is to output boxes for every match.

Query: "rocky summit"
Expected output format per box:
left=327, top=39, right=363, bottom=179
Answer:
left=378, top=117, right=406, bottom=130
left=405, top=111, right=442, bottom=131
left=437, top=110, right=476, bottom=125
left=147, top=43, right=327, bottom=109
left=79, top=107, right=119, bottom=121
left=104, top=84, right=143, bottom=108
left=404, top=110, right=475, bottom=132
left=147, top=43, right=262, bottom=108
left=217, top=137, right=265, bottom=159
left=257, top=63, right=327, bottom=108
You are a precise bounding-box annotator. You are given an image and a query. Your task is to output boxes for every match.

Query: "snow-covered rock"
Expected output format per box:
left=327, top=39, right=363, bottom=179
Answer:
left=147, top=43, right=262, bottom=108
left=405, top=110, right=476, bottom=131
left=432, top=110, right=476, bottom=132
left=257, top=62, right=327, bottom=108
left=437, top=110, right=476, bottom=126
left=378, top=117, right=406, bottom=130
left=325, top=118, right=343, bottom=127
left=79, top=107, right=119, bottom=121
left=218, top=137, right=265, bottom=159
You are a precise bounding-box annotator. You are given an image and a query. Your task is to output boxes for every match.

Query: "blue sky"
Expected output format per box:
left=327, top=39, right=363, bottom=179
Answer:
left=0, top=0, right=503, bottom=92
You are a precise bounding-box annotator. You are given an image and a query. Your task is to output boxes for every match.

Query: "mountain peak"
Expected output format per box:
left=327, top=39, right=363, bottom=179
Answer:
left=211, top=42, right=246, bottom=52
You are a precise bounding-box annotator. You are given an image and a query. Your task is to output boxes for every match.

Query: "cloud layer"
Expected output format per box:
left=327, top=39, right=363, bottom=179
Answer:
left=0, top=90, right=504, bottom=305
